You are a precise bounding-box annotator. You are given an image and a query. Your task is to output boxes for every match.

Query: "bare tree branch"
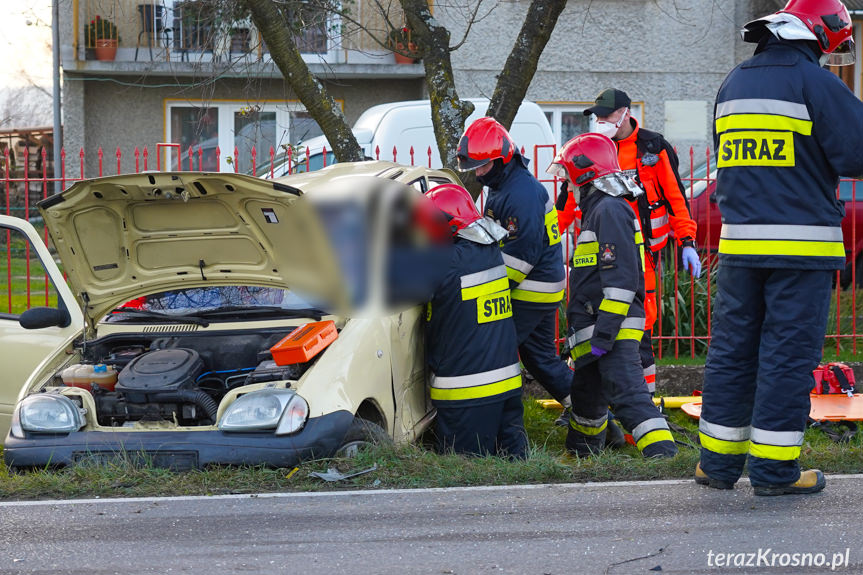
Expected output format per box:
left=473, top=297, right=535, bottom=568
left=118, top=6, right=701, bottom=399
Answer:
left=487, top=0, right=567, bottom=130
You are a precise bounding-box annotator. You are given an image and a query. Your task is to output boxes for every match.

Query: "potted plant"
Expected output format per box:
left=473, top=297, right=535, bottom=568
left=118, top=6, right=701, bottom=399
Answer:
left=388, top=26, right=419, bottom=64
left=87, top=15, right=120, bottom=61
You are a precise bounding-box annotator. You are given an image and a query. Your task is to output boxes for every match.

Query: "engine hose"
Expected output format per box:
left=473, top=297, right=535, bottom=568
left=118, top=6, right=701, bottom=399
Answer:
left=150, top=390, right=219, bottom=422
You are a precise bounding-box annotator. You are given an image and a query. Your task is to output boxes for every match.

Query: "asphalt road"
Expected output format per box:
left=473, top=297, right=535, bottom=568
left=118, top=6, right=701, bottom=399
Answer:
left=1, top=475, right=862, bottom=575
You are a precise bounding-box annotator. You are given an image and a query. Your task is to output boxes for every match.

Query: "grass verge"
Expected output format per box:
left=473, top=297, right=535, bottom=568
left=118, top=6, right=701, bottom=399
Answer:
left=1, top=397, right=862, bottom=500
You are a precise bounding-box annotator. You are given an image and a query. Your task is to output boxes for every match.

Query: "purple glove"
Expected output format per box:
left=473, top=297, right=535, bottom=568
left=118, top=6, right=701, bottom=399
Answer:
left=591, top=345, right=608, bottom=357
left=682, top=246, right=702, bottom=278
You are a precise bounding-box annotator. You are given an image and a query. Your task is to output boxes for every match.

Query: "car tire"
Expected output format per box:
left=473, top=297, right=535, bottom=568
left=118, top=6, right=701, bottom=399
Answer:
left=334, top=418, right=392, bottom=458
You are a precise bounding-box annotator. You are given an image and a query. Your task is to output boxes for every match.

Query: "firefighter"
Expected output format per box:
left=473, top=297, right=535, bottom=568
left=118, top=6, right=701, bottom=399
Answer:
left=456, top=117, right=573, bottom=423
left=560, top=89, right=701, bottom=397
left=697, top=0, right=863, bottom=495
left=548, top=133, right=677, bottom=458
left=424, top=183, right=527, bottom=459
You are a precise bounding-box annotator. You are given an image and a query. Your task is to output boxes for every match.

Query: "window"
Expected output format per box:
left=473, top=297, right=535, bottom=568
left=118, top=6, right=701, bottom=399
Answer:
left=165, top=101, right=326, bottom=173
left=540, top=103, right=646, bottom=146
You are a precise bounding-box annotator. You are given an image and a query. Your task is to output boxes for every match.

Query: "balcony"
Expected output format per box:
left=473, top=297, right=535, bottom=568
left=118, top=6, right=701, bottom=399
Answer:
left=70, top=0, right=424, bottom=78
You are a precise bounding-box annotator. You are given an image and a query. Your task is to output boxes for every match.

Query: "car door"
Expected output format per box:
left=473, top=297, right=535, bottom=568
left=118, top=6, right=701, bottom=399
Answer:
left=0, top=215, right=83, bottom=434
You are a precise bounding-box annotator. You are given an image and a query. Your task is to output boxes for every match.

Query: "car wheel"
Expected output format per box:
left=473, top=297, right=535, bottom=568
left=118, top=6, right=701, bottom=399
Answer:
left=334, top=418, right=391, bottom=458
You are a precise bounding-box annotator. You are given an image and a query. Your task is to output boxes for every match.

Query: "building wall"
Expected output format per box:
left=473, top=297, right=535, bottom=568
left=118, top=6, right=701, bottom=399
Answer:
left=441, top=0, right=754, bottom=157
left=64, top=74, right=423, bottom=176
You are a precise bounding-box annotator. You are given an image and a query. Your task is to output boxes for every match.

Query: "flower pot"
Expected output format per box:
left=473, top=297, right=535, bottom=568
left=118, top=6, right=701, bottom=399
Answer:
left=393, top=42, right=419, bottom=64
left=94, top=38, right=118, bottom=61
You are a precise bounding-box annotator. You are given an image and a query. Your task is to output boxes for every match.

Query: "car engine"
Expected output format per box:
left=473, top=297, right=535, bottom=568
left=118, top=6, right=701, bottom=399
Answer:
left=58, top=330, right=310, bottom=427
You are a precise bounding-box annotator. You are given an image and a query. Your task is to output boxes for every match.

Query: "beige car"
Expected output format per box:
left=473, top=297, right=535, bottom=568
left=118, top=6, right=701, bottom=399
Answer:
left=1, top=161, right=458, bottom=469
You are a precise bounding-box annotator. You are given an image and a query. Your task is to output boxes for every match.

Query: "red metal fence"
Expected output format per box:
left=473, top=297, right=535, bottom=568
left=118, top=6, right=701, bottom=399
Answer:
left=2, top=144, right=861, bottom=359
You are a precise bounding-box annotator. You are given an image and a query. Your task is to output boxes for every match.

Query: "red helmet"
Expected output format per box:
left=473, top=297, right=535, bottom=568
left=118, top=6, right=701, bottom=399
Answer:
left=456, top=117, right=515, bottom=172
left=425, top=183, right=482, bottom=235
left=743, top=0, right=854, bottom=65
left=546, top=133, right=620, bottom=188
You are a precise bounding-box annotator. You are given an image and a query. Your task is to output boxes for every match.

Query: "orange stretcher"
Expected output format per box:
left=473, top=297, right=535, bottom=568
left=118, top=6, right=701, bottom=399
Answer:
left=681, top=394, right=863, bottom=422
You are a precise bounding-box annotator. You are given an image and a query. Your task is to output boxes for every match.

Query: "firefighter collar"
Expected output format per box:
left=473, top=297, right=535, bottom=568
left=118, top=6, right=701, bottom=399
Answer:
left=458, top=218, right=508, bottom=245
left=593, top=172, right=644, bottom=199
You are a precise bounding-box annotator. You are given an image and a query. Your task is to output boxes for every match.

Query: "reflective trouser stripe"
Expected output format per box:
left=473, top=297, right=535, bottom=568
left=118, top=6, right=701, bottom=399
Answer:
left=511, top=279, right=566, bottom=303
left=636, top=429, right=675, bottom=451
left=699, top=418, right=751, bottom=455
left=598, top=299, right=630, bottom=316
left=719, top=224, right=845, bottom=258
left=569, top=412, right=608, bottom=436
left=749, top=427, right=804, bottom=461
left=633, top=418, right=674, bottom=450
left=430, top=363, right=522, bottom=401
left=644, top=364, right=656, bottom=393
left=503, top=253, right=532, bottom=283
left=430, top=375, right=522, bottom=401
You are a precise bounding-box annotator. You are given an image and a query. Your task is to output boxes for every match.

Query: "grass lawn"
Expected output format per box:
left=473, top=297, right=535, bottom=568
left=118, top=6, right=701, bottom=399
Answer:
left=1, top=396, right=861, bottom=500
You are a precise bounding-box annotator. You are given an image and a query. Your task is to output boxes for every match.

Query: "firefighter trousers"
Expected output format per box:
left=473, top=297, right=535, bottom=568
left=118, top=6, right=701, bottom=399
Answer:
left=699, top=266, right=832, bottom=486
left=435, top=393, right=527, bottom=459
left=513, top=305, right=572, bottom=402
left=565, top=339, right=677, bottom=458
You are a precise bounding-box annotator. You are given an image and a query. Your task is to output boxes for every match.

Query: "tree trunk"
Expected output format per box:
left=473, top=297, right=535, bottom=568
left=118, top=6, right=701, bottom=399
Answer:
left=399, top=0, right=474, bottom=173
left=487, top=0, right=567, bottom=131
left=241, top=0, right=364, bottom=163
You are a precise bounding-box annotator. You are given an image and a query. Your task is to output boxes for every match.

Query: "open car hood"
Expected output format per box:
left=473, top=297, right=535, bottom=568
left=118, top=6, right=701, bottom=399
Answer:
left=39, top=172, right=345, bottom=326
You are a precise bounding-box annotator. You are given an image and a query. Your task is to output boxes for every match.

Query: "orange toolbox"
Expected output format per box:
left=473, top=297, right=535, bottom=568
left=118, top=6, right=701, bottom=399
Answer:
left=270, top=320, right=338, bottom=365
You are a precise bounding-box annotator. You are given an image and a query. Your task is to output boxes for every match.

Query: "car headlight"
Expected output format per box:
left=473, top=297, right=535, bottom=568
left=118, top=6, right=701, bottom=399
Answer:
left=218, top=389, right=309, bottom=435
left=11, top=394, right=85, bottom=437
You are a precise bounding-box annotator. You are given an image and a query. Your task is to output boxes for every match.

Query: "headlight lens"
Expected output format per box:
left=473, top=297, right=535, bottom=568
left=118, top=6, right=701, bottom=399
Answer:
left=12, top=394, right=85, bottom=436
left=218, top=390, right=308, bottom=435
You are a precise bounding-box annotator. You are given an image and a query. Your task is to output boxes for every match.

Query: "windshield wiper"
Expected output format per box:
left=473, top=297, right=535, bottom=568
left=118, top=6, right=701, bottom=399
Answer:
left=111, top=308, right=210, bottom=327
left=195, top=306, right=325, bottom=321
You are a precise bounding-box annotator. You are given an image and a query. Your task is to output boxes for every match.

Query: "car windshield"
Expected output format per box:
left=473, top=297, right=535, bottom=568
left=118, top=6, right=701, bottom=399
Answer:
left=108, top=286, right=325, bottom=318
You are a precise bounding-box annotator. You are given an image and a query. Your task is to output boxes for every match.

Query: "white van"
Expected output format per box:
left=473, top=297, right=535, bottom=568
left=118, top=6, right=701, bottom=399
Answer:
left=257, top=99, right=557, bottom=188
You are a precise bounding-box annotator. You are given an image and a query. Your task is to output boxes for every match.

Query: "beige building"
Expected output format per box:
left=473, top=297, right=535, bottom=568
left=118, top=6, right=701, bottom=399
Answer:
left=58, top=0, right=863, bottom=176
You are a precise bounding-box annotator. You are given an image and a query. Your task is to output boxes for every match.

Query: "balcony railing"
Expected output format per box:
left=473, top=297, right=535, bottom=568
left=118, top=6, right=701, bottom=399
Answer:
left=76, top=0, right=404, bottom=65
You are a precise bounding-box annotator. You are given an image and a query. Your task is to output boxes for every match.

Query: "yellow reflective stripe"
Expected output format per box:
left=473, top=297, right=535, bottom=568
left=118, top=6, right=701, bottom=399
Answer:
left=634, top=231, right=643, bottom=244
left=715, top=113, right=812, bottom=135
left=718, top=239, right=845, bottom=258
left=429, top=374, right=522, bottom=401
left=506, top=266, right=527, bottom=283
left=511, top=288, right=565, bottom=303
left=570, top=418, right=608, bottom=436
left=749, top=443, right=801, bottom=461
left=598, top=299, right=630, bottom=316
left=476, top=290, right=512, bottom=324
left=545, top=210, right=561, bottom=245
left=571, top=341, right=592, bottom=360
left=699, top=432, right=750, bottom=455
left=575, top=241, right=599, bottom=255
left=616, top=328, right=644, bottom=342
left=572, top=254, right=597, bottom=268
left=636, top=429, right=675, bottom=451
left=461, top=277, right=510, bottom=300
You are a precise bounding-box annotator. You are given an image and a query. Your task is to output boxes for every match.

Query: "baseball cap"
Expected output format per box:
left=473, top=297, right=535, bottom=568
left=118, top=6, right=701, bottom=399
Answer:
left=583, top=89, right=631, bottom=117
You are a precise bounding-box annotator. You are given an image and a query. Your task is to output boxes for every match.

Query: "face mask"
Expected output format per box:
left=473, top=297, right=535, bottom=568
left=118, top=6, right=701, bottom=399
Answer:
left=592, top=109, right=628, bottom=138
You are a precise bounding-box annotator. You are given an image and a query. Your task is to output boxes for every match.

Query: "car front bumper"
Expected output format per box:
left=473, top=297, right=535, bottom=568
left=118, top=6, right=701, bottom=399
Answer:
left=3, top=410, right=355, bottom=470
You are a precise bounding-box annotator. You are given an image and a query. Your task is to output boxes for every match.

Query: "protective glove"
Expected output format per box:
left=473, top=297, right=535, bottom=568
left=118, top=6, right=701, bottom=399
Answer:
left=555, top=180, right=570, bottom=211
left=590, top=345, right=608, bottom=358
left=681, top=246, right=701, bottom=278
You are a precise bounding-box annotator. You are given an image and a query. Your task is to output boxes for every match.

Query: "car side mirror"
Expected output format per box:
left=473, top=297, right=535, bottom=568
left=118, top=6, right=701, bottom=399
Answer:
left=19, top=306, right=71, bottom=329
left=709, top=190, right=717, bottom=204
